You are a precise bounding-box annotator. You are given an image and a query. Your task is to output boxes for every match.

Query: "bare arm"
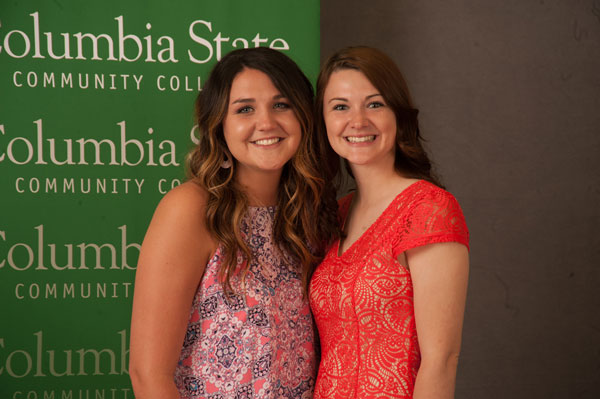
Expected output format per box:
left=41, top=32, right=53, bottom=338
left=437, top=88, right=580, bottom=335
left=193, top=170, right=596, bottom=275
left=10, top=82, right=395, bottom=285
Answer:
left=129, top=182, right=217, bottom=398
left=408, top=242, right=469, bottom=399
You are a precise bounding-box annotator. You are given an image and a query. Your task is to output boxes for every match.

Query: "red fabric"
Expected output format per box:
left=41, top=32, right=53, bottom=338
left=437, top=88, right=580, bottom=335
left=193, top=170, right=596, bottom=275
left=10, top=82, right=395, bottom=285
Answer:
left=309, top=180, right=469, bottom=398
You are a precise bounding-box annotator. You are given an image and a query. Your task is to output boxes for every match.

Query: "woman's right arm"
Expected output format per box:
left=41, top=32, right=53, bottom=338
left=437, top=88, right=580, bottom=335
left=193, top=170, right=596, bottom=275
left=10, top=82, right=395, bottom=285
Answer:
left=129, top=182, right=217, bottom=398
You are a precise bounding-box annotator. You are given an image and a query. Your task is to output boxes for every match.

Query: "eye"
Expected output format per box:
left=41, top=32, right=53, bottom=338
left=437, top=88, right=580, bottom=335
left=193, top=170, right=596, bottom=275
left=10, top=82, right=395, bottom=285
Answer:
left=367, top=101, right=385, bottom=109
left=235, top=105, right=253, bottom=114
left=273, top=102, right=291, bottom=110
left=332, top=104, right=348, bottom=111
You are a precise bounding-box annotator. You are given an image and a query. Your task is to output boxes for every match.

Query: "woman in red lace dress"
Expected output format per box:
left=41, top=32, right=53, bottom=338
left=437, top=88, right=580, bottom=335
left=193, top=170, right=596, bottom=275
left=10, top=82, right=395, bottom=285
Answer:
left=309, top=46, right=470, bottom=399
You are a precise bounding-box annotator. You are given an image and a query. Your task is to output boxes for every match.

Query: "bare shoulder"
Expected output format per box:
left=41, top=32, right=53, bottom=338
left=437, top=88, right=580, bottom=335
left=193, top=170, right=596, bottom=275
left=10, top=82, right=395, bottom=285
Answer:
left=156, top=180, right=209, bottom=215
left=150, top=181, right=211, bottom=230
left=142, top=180, right=217, bottom=264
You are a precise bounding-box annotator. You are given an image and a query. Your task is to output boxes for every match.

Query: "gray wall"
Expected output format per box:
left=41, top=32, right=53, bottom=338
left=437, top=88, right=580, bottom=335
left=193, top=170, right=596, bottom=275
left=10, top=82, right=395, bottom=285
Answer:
left=320, top=1, right=600, bottom=398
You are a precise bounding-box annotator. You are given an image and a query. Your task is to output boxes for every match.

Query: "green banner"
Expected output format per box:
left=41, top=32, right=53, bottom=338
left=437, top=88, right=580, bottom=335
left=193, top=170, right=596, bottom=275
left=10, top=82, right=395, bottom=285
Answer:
left=0, top=1, right=319, bottom=396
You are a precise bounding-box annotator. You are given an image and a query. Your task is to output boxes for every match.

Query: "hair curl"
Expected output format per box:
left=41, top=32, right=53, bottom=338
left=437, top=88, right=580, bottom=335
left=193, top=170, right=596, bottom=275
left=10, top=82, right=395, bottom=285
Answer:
left=316, top=46, right=444, bottom=188
left=186, top=47, right=338, bottom=293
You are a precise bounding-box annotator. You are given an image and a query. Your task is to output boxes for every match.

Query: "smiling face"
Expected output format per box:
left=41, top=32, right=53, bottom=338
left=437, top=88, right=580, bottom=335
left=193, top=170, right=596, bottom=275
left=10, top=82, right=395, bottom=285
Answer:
left=322, top=68, right=398, bottom=169
left=223, top=67, right=302, bottom=178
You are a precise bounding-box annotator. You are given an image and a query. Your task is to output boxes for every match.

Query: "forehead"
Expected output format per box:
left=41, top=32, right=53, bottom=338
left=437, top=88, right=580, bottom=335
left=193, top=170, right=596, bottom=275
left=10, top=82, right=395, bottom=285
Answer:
left=229, top=68, right=279, bottom=98
left=324, top=69, right=378, bottom=97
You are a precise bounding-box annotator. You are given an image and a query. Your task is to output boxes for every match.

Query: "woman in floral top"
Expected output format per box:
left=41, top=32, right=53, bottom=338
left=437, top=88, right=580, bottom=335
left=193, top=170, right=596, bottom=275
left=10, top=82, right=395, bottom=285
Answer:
left=129, top=47, right=338, bottom=399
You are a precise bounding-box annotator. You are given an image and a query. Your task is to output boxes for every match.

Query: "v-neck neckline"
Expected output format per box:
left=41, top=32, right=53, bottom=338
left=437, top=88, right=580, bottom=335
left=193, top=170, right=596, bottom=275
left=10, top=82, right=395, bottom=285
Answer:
left=336, top=180, right=424, bottom=258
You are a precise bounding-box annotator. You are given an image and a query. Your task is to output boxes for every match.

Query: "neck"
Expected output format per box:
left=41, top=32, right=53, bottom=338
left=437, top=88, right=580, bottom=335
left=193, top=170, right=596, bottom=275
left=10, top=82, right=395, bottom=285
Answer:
left=350, top=158, right=407, bottom=206
left=235, top=167, right=282, bottom=206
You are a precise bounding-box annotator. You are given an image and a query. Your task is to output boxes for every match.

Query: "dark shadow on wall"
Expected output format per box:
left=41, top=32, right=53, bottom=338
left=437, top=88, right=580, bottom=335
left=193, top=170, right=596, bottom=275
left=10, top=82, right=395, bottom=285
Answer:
left=320, top=1, right=600, bottom=398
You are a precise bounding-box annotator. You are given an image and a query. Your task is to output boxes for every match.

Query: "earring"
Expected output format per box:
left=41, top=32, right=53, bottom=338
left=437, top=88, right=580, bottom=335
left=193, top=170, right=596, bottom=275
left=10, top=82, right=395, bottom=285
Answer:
left=221, top=153, right=232, bottom=169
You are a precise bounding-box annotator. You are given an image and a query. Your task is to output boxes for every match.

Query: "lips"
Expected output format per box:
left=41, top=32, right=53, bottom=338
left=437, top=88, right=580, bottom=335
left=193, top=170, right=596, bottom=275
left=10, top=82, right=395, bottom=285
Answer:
left=252, top=137, right=282, bottom=146
left=345, top=135, right=376, bottom=143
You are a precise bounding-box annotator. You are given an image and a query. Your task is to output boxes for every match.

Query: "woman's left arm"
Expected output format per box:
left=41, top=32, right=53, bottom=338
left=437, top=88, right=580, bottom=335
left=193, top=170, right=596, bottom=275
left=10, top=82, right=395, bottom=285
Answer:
left=408, top=241, right=470, bottom=399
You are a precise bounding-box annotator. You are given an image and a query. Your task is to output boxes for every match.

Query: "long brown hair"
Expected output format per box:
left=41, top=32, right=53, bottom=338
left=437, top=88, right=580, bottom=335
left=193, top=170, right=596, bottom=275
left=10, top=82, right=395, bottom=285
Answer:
left=187, top=47, right=338, bottom=292
left=316, top=46, right=444, bottom=188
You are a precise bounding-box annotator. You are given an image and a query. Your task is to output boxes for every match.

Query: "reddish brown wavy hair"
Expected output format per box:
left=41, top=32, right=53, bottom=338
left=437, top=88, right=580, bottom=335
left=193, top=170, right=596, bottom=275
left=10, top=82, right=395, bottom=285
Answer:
left=316, top=46, right=444, bottom=188
left=186, top=47, right=338, bottom=292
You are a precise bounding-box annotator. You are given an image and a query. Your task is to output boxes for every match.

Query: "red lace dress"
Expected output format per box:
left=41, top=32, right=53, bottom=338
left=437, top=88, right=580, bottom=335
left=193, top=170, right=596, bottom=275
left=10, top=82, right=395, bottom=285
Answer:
left=309, top=180, right=469, bottom=398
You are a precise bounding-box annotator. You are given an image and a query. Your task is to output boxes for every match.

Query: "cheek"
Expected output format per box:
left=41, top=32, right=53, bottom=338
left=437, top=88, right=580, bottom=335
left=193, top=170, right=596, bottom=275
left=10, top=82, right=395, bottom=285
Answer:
left=222, top=126, right=245, bottom=157
left=283, top=117, right=302, bottom=144
left=324, top=115, right=339, bottom=137
left=380, top=115, right=397, bottom=140
left=386, top=113, right=398, bottom=134
left=222, top=117, right=233, bottom=142
left=287, top=130, right=302, bottom=154
left=222, top=128, right=235, bottom=150
left=326, top=131, right=342, bottom=154
left=223, top=118, right=247, bottom=141
left=325, top=119, right=346, bottom=150
left=288, top=119, right=302, bottom=139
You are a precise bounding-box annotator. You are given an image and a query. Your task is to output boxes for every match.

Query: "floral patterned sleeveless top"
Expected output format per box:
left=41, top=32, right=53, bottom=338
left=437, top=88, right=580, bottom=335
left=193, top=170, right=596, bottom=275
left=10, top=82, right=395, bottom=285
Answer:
left=309, top=180, right=469, bottom=398
left=175, top=206, right=317, bottom=399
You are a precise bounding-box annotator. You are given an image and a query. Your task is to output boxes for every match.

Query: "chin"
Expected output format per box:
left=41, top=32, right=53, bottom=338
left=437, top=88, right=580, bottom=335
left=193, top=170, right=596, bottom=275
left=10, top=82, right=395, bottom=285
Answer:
left=257, top=164, right=286, bottom=173
left=345, top=157, right=375, bottom=167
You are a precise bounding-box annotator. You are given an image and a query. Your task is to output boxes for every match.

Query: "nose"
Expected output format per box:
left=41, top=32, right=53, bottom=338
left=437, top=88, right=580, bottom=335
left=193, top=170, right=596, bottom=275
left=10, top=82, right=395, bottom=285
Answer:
left=256, top=109, right=276, bottom=131
left=350, top=109, right=368, bottom=129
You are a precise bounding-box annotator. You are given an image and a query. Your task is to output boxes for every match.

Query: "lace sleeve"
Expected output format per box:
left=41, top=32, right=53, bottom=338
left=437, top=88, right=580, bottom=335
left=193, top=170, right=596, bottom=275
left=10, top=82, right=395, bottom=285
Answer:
left=391, top=188, right=469, bottom=257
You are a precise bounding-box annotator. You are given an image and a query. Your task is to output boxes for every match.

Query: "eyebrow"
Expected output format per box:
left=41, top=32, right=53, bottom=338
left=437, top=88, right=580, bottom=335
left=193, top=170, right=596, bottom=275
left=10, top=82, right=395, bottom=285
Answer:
left=231, top=94, right=287, bottom=105
left=327, top=93, right=382, bottom=103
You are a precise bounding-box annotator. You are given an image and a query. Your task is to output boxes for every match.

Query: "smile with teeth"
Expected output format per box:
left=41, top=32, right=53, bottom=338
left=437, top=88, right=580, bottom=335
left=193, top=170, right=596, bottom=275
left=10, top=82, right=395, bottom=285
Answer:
left=345, top=135, right=376, bottom=143
left=252, top=137, right=282, bottom=146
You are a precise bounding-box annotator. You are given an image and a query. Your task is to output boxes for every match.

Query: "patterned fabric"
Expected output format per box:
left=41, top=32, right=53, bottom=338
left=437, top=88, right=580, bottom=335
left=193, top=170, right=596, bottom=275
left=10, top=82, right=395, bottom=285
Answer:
left=175, top=207, right=316, bottom=399
left=309, top=180, right=469, bottom=399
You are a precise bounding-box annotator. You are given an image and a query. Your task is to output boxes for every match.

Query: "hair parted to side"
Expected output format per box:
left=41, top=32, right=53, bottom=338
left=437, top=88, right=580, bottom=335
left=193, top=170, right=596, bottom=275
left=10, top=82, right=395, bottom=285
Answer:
left=186, top=47, right=339, bottom=293
left=316, top=46, right=444, bottom=188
